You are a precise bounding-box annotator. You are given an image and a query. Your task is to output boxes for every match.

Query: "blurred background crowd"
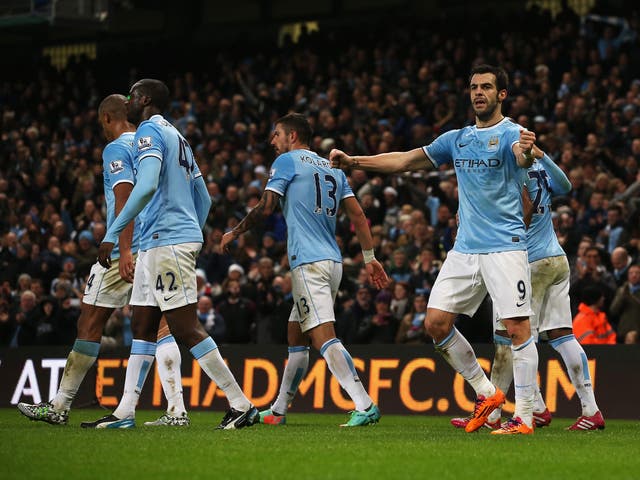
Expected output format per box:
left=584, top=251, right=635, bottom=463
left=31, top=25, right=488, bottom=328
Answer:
left=1, top=2, right=639, bottom=348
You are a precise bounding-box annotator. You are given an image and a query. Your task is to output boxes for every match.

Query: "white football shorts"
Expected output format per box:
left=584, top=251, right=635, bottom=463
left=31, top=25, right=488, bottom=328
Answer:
left=288, top=260, right=341, bottom=333
left=428, top=249, right=534, bottom=320
left=130, top=242, right=201, bottom=311
left=82, top=256, right=135, bottom=308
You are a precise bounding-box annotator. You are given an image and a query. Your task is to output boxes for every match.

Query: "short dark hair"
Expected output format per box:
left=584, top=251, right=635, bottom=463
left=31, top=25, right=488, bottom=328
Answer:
left=585, top=246, right=601, bottom=258
left=134, top=79, right=170, bottom=111
left=469, top=64, right=509, bottom=92
left=607, top=204, right=623, bottom=214
left=98, top=94, right=127, bottom=119
left=275, top=113, right=312, bottom=145
left=581, top=285, right=603, bottom=306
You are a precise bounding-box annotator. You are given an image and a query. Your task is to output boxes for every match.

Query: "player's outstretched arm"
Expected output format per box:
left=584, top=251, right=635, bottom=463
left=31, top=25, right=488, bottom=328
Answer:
left=342, top=196, right=390, bottom=290
left=220, top=189, right=281, bottom=252
left=532, top=144, right=572, bottom=195
left=330, top=147, right=430, bottom=174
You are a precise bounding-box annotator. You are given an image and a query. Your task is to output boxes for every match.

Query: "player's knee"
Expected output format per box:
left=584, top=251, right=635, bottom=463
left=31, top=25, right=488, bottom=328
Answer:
left=76, top=314, right=108, bottom=342
left=546, top=327, right=573, bottom=340
left=504, top=319, right=531, bottom=344
left=494, top=329, right=509, bottom=339
left=424, top=316, right=449, bottom=340
left=131, top=321, right=159, bottom=341
left=76, top=326, right=102, bottom=342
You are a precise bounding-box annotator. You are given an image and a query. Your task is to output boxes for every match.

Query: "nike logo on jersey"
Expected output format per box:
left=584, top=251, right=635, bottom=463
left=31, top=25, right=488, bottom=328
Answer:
left=458, top=142, right=470, bottom=148
left=516, top=301, right=526, bottom=307
left=164, top=294, right=176, bottom=302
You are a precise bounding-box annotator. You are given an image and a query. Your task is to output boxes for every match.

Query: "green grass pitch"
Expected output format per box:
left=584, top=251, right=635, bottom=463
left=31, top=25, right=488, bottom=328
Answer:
left=2, top=408, right=639, bottom=480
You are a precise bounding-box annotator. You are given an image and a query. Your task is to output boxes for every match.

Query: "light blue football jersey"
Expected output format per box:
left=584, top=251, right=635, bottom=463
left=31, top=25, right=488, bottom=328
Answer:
left=423, top=117, right=528, bottom=254
left=134, top=114, right=204, bottom=250
left=524, top=160, right=566, bottom=263
left=102, top=132, right=139, bottom=259
left=265, top=149, right=354, bottom=269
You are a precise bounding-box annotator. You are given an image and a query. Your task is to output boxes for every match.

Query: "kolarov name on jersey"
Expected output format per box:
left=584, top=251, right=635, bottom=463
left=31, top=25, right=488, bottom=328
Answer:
left=300, top=155, right=331, bottom=168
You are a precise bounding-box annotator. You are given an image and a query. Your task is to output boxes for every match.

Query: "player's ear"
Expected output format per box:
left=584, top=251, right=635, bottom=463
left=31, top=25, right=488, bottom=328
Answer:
left=498, top=89, right=507, bottom=102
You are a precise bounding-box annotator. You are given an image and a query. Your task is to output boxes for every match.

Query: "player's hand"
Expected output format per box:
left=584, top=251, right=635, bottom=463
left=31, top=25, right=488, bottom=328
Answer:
left=118, top=249, right=135, bottom=283
left=97, top=242, right=115, bottom=269
left=366, top=259, right=390, bottom=290
left=531, top=143, right=544, bottom=159
left=329, top=148, right=354, bottom=170
left=518, top=129, right=536, bottom=154
left=220, top=231, right=237, bottom=253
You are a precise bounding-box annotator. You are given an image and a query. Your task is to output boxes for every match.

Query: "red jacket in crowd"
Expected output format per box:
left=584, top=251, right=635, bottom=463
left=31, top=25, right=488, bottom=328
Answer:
left=573, top=303, right=617, bottom=345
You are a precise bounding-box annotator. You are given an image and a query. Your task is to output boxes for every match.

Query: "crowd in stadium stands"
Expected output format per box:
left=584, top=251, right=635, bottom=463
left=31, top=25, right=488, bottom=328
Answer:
left=1, top=6, right=640, bottom=347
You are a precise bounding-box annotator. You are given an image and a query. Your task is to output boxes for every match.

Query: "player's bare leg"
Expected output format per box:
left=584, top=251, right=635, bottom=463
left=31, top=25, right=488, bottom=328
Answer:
left=260, top=321, right=310, bottom=425
left=491, top=317, right=536, bottom=435
left=165, top=303, right=257, bottom=430
left=305, top=322, right=380, bottom=427
left=17, top=304, right=115, bottom=425
left=144, top=316, right=190, bottom=426
left=427, top=308, right=505, bottom=432
left=547, top=327, right=605, bottom=430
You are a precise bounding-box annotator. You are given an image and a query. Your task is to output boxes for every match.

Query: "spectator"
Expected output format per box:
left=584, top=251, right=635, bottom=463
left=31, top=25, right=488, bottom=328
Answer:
left=258, top=231, right=284, bottom=259
left=14, top=273, right=33, bottom=300
left=395, top=292, right=429, bottom=344
left=570, top=246, right=616, bottom=315
left=387, top=249, right=412, bottom=283
left=29, top=277, right=46, bottom=302
left=390, top=281, right=411, bottom=322
left=197, top=295, right=226, bottom=342
left=264, top=273, right=294, bottom=344
left=610, top=246, right=634, bottom=287
left=381, top=186, right=401, bottom=234
left=50, top=257, right=82, bottom=298
left=578, top=192, right=607, bottom=238
left=609, top=264, right=640, bottom=344
left=336, top=285, right=374, bottom=344
left=0, top=294, right=12, bottom=345
left=32, top=296, right=60, bottom=345
left=195, top=268, right=215, bottom=298
left=597, top=204, right=629, bottom=253
left=573, top=286, right=617, bottom=345
left=410, top=247, right=440, bottom=296
left=355, top=289, right=397, bottom=343
left=7, top=290, right=39, bottom=346
left=91, top=221, right=107, bottom=245
left=569, top=237, right=594, bottom=273
left=74, top=230, right=97, bottom=278
left=216, top=278, right=256, bottom=343
left=52, top=284, right=79, bottom=345
left=556, top=208, right=582, bottom=257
